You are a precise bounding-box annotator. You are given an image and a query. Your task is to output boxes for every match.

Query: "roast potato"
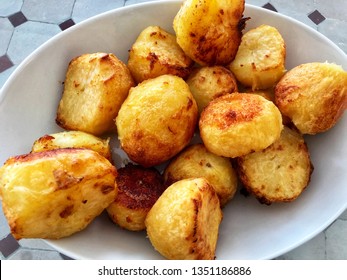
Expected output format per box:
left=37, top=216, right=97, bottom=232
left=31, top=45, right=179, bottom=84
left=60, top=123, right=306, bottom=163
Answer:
left=127, top=25, right=194, bottom=83
left=236, top=126, right=313, bottom=204
left=275, top=62, right=347, bottom=134
left=106, top=163, right=165, bottom=231
left=116, top=74, right=198, bottom=167
left=31, top=130, right=112, bottom=161
left=145, top=178, right=222, bottom=260
left=186, top=66, right=238, bottom=114
left=164, top=144, right=238, bottom=207
left=56, top=52, right=134, bottom=135
left=199, top=93, right=283, bottom=158
left=173, top=0, right=246, bottom=66
left=229, top=24, right=286, bottom=90
left=0, top=148, right=117, bottom=240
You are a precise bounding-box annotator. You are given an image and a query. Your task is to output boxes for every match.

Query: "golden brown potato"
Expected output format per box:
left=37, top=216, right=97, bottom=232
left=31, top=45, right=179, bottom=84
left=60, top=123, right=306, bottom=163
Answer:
left=236, top=126, right=313, bottom=204
left=275, top=62, right=347, bottom=134
left=145, top=178, right=222, bottom=260
left=106, top=163, right=166, bottom=231
left=56, top=52, right=135, bottom=135
left=127, top=25, right=194, bottom=84
left=199, top=93, right=283, bottom=158
left=164, top=144, right=238, bottom=207
left=173, top=0, right=246, bottom=66
left=0, top=148, right=117, bottom=240
left=186, top=66, right=238, bottom=114
left=229, top=24, right=286, bottom=90
left=31, top=130, right=112, bottom=161
left=246, top=88, right=292, bottom=126
left=116, top=74, right=198, bottom=167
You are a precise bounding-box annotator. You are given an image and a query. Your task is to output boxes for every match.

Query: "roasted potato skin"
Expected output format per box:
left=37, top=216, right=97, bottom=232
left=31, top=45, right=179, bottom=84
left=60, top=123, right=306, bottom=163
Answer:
left=116, top=74, right=198, bottom=167
left=199, top=93, right=283, bottom=158
left=229, top=24, right=286, bottom=90
left=31, top=130, right=112, bottom=161
left=0, top=148, right=117, bottom=240
left=127, top=25, right=194, bottom=84
left=106, top=163, right=165, bottom=231
left=145, top=178, right=222, bottom=260
left=56, top=52, right=135, bottom=135
left=236, top=126, right=313, bottom=204
left=275, top=62, right=347, bottom=134
left=173, top=0, right=245, bottom=66
left=164, top=144, right=238, bottom=207
left=186, top=66, right=238, bottom=114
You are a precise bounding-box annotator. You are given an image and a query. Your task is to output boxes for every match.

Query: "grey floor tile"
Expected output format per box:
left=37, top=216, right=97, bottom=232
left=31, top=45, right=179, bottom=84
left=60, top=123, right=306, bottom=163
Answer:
left=0, top=203, right=10, bottom=239
left=0, top=18, right=13, bottom=56
left=274, top=232, right=326, bottom=260
left=275, top=9, right=318, bottom=30
left=0, top=0, right=23, bottom=17
left=0, top=234, right=20, bottom=258
left=246, top=0, right=268, bottom=7
left=318, top=18, right=347, bottom=54
left=315, top=0, right=347, bottom=21
left=339, top=209, right=347, bottom=221
left=125, top=0, right=157, bottom=6
left=0, top=64, right=16, bottom=89
left=22, top=0, right=75, bottom=24
left=270, top=0, right=316, bottom=14
left=19, top=238, right=56, bottom=251
left=326, top=219, right=347, bottom=259
left=7, top=248, right=64, bottom=260
left=7, top=21, right=60, bottom=65
left=72, top=0, right=125, bottom=23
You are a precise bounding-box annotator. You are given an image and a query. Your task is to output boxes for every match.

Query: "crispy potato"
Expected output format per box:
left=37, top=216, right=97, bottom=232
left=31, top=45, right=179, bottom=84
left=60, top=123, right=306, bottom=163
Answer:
left=186, top=66, right=238, bottom=114
left=116, top=74, right=198, bottom=167
left=236, top=126, right=313, bottom=204
left=229, top=24, right=286, bottom=90
left=199, top=93, right=283, bottom=158
left=275, top=62, right=347, bottom=134
left=127, top=25, right=194, bottom=84
left=0, top=148, right=117, bottom=240
left=145, top=178, right=222, bottom=260
left=106, top=163, right=165, bottom=231
left=245, top=88, right=292, bottom=126
left=164, top=144, right=238, bottom=207
left=173, top=0, right=246, bottom=66
left=31, top=130, right=112, bottom=161
left=56, top=52, right=134, bottom=135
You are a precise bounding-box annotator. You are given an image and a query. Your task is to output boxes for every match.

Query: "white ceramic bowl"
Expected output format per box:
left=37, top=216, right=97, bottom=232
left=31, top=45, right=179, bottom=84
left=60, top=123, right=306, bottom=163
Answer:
left=0, top=0, right=346, bottom=260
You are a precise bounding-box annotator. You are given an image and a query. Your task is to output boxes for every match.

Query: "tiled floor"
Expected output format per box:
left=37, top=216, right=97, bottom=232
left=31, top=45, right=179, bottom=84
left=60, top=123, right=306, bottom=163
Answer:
left=0, top=0, right=346, bottom=260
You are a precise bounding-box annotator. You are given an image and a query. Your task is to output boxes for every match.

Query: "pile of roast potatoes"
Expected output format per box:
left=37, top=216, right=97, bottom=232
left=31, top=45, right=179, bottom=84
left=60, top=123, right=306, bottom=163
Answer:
left=0, top=0, right=346, bottom=260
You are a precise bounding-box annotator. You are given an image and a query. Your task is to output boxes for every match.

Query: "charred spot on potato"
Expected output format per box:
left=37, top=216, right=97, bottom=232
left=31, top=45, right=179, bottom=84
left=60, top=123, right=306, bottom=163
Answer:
left=59, top=205, right=74, bottom=218
left=53, top=169, right=83, bottom=190
left=186, top=97, right=193, bottom=110
left=238, top=17, right=250, bottom=31
left=101, top=185, right=114, bottom=195
left=147, top=52, right=159, bottom=70
left=114, top=163, right=165, bottom=209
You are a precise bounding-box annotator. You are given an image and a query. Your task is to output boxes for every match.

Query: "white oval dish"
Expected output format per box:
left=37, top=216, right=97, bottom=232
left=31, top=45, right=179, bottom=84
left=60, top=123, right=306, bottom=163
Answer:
left=0, top=0, right=346, bottom=260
